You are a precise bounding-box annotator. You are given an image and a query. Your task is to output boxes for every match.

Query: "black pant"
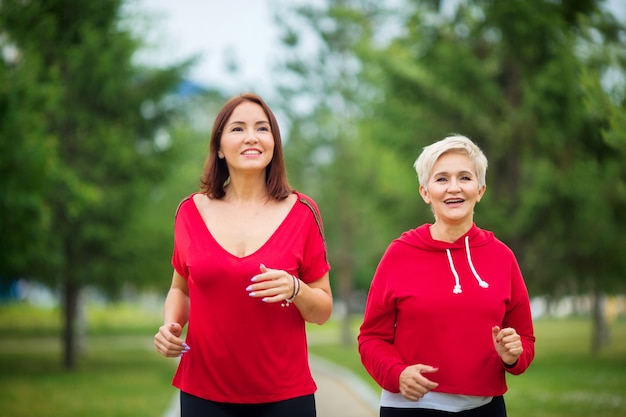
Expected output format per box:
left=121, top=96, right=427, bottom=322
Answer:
left=380, top=395, right=506, bottom=417
left=180, top=391, right=316, bottom=417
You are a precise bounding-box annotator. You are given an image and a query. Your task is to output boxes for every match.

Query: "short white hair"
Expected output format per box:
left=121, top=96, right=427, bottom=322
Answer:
left=413, top=134, right=488, bottom=190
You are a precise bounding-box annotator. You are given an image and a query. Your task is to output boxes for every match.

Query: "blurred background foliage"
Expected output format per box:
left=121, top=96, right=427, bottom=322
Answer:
left=1, top=0, right=625, bottom=370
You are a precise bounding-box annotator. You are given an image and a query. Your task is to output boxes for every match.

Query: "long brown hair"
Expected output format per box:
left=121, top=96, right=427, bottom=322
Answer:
left=199, top=93, right=292, bottom=200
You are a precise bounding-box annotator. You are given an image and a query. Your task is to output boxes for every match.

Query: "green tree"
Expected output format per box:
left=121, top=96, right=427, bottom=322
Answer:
left=0, top=0, right=193, bottom=368
left=0, top=30, right=56, bottom=279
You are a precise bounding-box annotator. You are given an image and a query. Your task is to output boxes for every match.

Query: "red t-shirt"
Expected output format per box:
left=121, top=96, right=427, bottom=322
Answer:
left=171, top=192, right=330, bottom=403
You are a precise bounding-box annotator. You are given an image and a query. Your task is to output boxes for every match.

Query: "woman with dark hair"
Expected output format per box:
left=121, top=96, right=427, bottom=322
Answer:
left=154, top=93, right=333, bottom=417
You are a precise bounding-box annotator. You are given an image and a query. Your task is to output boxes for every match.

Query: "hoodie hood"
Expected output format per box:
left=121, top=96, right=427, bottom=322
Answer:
left=398, top=223, right=494, bottom=294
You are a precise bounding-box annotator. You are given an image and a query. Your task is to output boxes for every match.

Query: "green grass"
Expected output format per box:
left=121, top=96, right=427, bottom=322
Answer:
left=0, top=302, right=177, bottom=417
left=1, top=303, right=625, bottom=417
left=505, top=317, right=626, bottom=417
left=307, top=316, right=626, bottom=417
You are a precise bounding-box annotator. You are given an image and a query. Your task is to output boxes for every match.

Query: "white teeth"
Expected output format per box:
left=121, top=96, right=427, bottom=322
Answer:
left=242, top=150, right=261, bottom=155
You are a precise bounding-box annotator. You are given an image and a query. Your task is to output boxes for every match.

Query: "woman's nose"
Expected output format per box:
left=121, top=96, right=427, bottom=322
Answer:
left=448, top=179, right=461, bottom=191
left=244, top=128, right=258, bottom=142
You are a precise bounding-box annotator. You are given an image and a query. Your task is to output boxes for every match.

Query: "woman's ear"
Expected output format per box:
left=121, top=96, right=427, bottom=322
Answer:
left=419, top=185, right=431, bottom=204
left=476, top=184, right=486, bottom=202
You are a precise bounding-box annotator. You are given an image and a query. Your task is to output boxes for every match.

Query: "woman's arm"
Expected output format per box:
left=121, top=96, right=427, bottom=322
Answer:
left=163, top=271, right=189, bottom=326
left=293, top=271, right=332, bottom=325
left=154, top=270, right=190, bottom=358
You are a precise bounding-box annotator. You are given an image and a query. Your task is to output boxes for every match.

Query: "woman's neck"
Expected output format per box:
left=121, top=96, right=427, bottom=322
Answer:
left=223, top=174, right=270, bottom=206
left=429, top=221, right=472, bottom=243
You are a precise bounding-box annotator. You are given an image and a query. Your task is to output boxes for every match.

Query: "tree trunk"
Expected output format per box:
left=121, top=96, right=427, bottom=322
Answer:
left=590, top=289, right=609, bottom=356
left=62, top=278, right=80, bottom=369
left=76, top=288, right=87, bottom=354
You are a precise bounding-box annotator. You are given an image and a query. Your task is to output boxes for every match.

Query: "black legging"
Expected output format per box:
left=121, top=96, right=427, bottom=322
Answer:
left=180, top=391, right=316, bottom=417
left=380, top=395, right=507, bottom=417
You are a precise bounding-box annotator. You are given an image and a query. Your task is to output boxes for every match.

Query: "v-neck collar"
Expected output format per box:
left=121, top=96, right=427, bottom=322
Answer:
left=190, top=192, right=300, bottom=260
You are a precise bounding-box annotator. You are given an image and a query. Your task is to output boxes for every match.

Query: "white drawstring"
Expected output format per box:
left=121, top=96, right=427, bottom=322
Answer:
left=465, top=236, right=489, bottom=289
left=446, top=249, right=463, bottom=294
left=446, top=237, right=489, bottom=294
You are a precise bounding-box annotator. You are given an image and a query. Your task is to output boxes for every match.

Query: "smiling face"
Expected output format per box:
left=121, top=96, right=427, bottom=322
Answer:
left=218, top=101, right=275, bottom=174
left=419, top=151, right=486, bottom=227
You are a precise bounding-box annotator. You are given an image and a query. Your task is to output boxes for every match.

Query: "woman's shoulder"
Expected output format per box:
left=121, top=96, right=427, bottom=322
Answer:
left=174, top=192, right=201, bottom=218
left=293, top=191, right=323, bottom=215
left=293, top=191, right=318, bottom=207
left=474, top=226, right=518, bottom=260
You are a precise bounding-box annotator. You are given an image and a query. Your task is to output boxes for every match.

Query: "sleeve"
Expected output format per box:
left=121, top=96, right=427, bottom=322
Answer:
left=171, top=243, right=189, bottom=279
left=501, top=256, right=535, bottom=375
left=357, top=242, right=407, bottom=393
left=170, top=196, right=192, bottom=279
left=298, top=196, right=331, bottom=283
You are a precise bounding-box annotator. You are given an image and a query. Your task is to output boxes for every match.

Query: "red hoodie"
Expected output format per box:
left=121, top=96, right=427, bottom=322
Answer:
left=358, top=224, right=535, bottom=396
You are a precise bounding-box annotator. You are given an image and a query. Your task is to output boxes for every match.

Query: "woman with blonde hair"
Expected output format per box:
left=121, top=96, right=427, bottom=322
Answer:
left=359, top=135, right=535, bottom=416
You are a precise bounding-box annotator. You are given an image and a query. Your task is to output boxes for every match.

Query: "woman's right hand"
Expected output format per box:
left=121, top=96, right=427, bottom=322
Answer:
left=399, top=364, right=439, bottom=401
left=154, top=322, right=189, bottom=358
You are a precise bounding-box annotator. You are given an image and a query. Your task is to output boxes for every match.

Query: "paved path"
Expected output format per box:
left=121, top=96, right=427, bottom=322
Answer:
left=311, top=355, right=379, bottom=417
left=163, top=355, right=379, bottom=417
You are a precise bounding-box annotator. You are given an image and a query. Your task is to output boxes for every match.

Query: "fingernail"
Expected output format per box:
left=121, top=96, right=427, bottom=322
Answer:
left=246, top=285, right=253, bottom=291
left=249, top=292, right=256, bottom=297
left=250, top=277, right=258, bottom=282
left=262, top=298, right=269, bottom=302
left=183, top=343, right=189, bottom=349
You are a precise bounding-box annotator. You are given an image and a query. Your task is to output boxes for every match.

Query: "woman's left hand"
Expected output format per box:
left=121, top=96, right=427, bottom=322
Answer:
left=247, top=263, right=295, bottom=304
left=492, top=326, right=523, bottom=366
